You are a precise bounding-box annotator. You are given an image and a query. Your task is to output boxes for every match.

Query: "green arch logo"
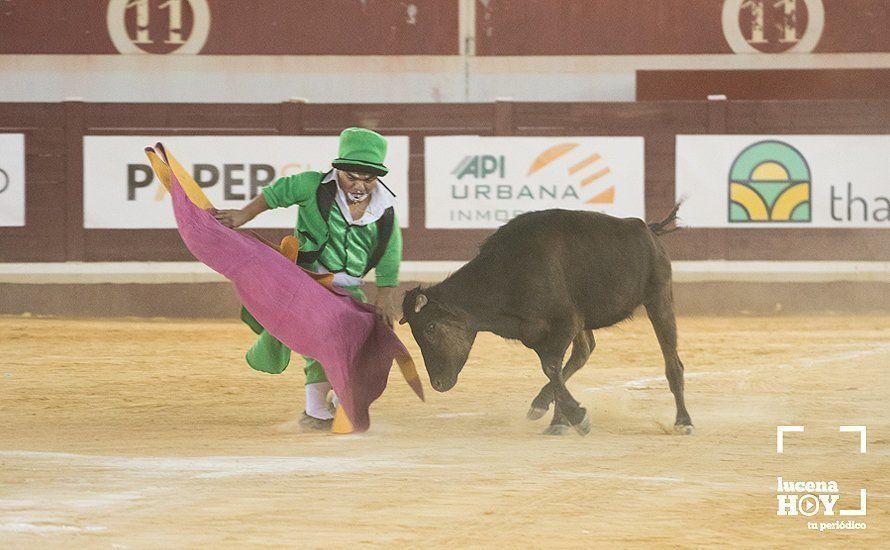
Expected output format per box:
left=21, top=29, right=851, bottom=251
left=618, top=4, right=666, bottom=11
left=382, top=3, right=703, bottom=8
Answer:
left=729, top=140, right=811, bottom=222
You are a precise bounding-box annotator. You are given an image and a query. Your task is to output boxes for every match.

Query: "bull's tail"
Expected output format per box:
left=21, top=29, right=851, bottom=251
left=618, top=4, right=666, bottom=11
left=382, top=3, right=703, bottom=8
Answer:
left=648, top=202, right=682, bottom=236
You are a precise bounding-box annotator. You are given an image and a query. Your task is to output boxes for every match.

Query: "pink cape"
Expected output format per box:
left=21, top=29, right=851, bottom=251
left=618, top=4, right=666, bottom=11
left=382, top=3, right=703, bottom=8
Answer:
left=168, top=171, right=412, bottom=431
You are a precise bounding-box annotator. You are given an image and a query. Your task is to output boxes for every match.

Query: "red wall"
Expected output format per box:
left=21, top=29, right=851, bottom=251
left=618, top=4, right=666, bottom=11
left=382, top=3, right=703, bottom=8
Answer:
left=0, top=0, right=458, bottom=55
left=476, top=0, right=890, bottom=55
left=6, top=1, right=890, bottom=56
left=637, top=69, right=890, bottom=101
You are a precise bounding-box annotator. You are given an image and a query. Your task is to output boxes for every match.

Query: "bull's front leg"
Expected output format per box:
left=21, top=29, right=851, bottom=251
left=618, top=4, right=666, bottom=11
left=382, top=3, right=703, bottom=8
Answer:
left=528, top=330, right=595, bottom=420
left=536, top=350, right=590, bottom=436
left=527, top=384, right=556, bottom=421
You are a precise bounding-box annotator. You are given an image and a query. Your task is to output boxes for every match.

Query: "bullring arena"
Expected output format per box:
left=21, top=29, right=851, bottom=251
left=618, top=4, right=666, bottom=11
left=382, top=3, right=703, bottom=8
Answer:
left=2, top=314, right=888, bottom=546
left=3, top=1, right=890, bottom=548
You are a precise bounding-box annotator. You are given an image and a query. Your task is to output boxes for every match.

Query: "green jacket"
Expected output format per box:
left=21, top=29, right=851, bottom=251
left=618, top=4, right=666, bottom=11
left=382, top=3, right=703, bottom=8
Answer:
left=261, top=171, right=402, bottom=287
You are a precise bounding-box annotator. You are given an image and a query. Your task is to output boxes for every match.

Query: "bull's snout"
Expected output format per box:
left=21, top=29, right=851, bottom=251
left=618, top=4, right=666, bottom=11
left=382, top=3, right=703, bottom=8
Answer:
left=430, top=376, right=457, bottom=393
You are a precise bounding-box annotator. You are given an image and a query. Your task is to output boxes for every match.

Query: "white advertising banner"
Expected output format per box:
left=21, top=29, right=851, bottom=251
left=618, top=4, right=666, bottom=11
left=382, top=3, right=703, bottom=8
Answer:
left=0, top=134, right=25, bottom=227
left=83, top=136, right=410, bottom=229
left=424, top=136, right=645, bottom=229
left=676, top=135, right=890, bottom=228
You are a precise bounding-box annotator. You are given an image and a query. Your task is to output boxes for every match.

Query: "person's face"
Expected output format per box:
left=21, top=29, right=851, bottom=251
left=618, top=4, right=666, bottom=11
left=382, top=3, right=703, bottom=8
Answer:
left=337, top=170, right=378, bottom=203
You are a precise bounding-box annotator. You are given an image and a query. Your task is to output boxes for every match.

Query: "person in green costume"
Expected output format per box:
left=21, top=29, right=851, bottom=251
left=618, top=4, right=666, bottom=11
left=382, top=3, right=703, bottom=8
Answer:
left=214, top=128, right=402, bottom=430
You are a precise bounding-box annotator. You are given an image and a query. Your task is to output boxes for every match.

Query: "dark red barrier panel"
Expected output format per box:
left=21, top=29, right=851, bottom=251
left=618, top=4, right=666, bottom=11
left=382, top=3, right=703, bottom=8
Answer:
left=476, top=0, right=890, bottom=55
left=0, top=103, right=67, bottom=262
left=638, top=69, right=890, bottom=101
left=1, top=99, right=888, bottom=263
left=0, top=0, right=457, bottom=55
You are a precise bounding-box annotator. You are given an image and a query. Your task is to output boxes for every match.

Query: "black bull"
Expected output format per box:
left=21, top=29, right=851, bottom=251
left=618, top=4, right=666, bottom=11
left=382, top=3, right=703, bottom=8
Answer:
left=400, top=206, right=693, bottom=436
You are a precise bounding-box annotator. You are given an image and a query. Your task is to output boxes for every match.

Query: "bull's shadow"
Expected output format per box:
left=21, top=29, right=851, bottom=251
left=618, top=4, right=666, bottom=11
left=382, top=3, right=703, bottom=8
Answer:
left=400, top=206, right=693, bottom=436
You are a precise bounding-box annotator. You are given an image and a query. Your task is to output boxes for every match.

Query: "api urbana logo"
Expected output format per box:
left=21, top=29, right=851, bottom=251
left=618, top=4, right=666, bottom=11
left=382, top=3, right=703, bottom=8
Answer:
left=528, top=143, right=615, bottom=205
left=448, top=144, right=616, bottom=224
left=450, top=144, right=614, bottom=204
left=729, top=140, right=811, bottom=223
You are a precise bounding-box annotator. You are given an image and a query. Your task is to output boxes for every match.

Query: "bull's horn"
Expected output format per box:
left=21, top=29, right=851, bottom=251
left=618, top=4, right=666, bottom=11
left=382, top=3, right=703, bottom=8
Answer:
left=414, top=293, right=428, bottom=313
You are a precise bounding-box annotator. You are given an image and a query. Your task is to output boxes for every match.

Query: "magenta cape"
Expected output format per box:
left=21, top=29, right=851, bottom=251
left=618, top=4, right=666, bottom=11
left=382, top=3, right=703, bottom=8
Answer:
left=168, top=171, right=412, bottom=431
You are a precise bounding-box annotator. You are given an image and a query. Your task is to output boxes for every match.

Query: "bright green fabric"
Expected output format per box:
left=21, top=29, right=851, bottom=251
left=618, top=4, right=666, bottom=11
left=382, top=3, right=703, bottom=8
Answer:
left=246, top=328, right=293, bottom=375
left=240, top=306, right=264, bottom=334
left=242, top=306, right=290, bottom=374
left=332, top=127, right=389, bottom=176
left=260, top=171, right=402, bottom=286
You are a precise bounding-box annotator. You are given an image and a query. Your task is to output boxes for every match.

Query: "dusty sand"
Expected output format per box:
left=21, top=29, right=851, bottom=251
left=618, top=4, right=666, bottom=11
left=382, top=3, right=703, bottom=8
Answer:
left=1, top=315, right=888, bottom=548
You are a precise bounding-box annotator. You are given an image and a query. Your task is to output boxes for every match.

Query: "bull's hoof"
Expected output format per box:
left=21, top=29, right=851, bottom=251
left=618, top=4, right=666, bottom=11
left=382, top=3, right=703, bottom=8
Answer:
left=572, top=412, right=591, bottom=436
left=674, top=424, right=694, bottom=435
left=527, top=406, right=548, bottom=421
left=543, top=424, right=571, bottom=436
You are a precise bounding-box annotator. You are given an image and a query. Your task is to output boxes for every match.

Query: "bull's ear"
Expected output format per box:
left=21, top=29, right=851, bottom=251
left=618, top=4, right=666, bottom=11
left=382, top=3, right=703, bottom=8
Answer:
left=414, top=293, right=428, bottom=313
left=398, top=316, right=407, bottom=325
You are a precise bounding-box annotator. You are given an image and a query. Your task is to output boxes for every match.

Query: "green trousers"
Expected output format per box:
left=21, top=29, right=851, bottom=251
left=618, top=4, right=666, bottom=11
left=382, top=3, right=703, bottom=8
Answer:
left=241, top=285, right=366, bottom=383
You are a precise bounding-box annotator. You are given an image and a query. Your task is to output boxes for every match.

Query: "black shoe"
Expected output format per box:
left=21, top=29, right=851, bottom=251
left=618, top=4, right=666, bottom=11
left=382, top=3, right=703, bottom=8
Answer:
left=299, top=411, right=333, bottom=432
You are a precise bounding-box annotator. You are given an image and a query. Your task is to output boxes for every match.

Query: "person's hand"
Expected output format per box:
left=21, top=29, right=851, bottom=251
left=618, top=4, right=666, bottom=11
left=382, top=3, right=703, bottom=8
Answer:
left=213, top=209, right=251, bottom=228
left=372, top=286, right=400, bottom=327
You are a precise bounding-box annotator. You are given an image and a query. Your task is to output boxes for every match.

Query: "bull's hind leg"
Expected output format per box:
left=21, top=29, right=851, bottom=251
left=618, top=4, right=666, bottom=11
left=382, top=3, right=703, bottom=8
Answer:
left=644, top=285, right=693, bottom=434
left=527, top=330, right=595, bottom=421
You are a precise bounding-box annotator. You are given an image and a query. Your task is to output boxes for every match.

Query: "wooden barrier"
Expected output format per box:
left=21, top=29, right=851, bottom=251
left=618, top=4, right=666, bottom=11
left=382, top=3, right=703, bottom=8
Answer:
left=1, top=99, right=889, bottom=263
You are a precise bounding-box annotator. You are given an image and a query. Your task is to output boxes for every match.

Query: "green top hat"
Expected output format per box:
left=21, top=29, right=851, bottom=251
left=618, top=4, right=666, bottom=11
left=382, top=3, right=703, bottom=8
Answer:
left=332, top=127, right=389, bottom=176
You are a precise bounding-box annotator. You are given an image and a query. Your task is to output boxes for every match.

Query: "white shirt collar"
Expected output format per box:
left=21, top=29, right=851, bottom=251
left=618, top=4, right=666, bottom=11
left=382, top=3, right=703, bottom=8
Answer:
left=327, top=169, right=395, bottom=226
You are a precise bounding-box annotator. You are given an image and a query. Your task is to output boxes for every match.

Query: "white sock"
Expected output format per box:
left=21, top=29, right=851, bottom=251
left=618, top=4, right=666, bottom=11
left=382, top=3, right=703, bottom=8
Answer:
left=305, top=382, right=334, bottom=420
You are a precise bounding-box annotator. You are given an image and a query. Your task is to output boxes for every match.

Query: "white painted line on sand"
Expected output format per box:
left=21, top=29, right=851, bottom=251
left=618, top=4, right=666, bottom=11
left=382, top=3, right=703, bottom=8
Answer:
left=0, top=451, right=447, bottom=478
left=583, top=343, right=890, bottom=394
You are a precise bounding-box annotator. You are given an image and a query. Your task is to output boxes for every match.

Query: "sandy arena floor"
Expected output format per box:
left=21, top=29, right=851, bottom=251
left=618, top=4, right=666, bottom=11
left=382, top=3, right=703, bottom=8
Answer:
left=1, top=315, right=888, bottom=548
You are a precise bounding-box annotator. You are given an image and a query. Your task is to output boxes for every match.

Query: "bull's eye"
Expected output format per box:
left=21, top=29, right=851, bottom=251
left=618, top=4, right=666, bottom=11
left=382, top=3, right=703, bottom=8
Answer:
left=424, top=322, right=436, bottom=335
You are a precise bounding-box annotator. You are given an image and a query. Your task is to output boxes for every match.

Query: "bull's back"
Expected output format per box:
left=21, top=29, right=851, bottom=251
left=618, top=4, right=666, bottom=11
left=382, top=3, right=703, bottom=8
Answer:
left=495, top=210, right=661, bottom=329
